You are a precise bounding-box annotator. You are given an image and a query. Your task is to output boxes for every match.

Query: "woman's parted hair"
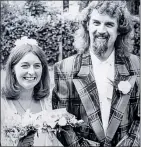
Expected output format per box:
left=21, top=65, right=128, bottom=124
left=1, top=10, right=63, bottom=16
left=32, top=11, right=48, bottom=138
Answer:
left=3, top=44, right=50, bottom=100
left=74, top=1, right=133, bottom=55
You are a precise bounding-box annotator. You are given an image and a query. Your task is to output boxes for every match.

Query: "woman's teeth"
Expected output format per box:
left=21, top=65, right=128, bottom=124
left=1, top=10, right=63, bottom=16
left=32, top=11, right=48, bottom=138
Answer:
left=24, top=77, right=36, bottom=80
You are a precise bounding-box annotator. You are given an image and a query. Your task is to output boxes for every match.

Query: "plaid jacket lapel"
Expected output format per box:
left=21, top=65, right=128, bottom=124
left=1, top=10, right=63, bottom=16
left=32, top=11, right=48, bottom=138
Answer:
left=73, top=52, right=105, bottom=143
left=105, top=53, right=137, bottom=145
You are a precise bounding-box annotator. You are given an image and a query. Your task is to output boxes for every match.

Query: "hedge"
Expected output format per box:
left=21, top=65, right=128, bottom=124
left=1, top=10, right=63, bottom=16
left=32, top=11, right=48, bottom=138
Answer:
left=1, top=15, right=40, bottom=65
left=132, top=22, right=140, bottom=56
left=1, top=2, right=79, bottom=67
left=1, top=2, right=140, bottom=68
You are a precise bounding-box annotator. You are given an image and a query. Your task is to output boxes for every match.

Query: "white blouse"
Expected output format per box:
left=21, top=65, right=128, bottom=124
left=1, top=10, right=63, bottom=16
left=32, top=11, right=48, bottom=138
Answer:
left=1, top=96, right=62, bottom=146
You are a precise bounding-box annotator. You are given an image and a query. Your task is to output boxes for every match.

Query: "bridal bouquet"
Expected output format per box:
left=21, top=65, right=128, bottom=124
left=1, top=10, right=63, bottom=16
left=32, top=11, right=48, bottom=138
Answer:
left=2, top=108, right=84, bottom=146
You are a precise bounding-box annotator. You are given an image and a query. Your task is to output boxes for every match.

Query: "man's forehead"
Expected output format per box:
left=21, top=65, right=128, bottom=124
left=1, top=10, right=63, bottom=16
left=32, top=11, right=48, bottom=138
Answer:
left=90, top=9, right=117, bottom=22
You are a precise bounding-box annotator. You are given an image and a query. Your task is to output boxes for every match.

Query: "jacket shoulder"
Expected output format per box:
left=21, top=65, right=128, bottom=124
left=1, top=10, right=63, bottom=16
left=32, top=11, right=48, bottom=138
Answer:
left=54, top=54, right=81, bottom=74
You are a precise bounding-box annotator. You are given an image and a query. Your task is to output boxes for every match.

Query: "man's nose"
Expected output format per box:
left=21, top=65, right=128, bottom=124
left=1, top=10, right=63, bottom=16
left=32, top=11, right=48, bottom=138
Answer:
left=97, top=24, right=107, bottom=34
left=28, top=66, right=35, bottom=75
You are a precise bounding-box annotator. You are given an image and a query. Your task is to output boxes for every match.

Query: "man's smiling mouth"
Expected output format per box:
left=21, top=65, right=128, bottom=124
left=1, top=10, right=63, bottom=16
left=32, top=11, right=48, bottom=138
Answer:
left=97, top=36, right=107, bottom=39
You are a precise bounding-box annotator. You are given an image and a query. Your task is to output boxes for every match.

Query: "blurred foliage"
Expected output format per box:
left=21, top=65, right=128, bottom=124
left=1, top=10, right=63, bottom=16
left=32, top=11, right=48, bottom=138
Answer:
left=127, top=0, right=140, bottom=15
left=36, top=21, right=62, bottom=65
left=62, top=21, right=78, bottom=59
left=132, top=22, right=140, bottom=56
left=1, top=14, right=39, bottom=65
left=25, top=0, right=46, bottom=17
left=1, top=1, right=78, bottom=67
left=78, top=0, right=140, bottom=15
left=1, top=1, right=140, bottom=68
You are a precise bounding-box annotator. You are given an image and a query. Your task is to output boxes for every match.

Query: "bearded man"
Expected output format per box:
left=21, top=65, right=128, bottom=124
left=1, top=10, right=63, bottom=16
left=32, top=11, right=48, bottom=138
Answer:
left=52, top=1, right=140, bottom=146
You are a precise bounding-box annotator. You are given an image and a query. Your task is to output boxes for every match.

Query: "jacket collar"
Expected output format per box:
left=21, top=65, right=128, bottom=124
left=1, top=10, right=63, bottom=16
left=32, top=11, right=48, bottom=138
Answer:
left=77, top=49, right=132, bottom=78
left=73, top=50, right=137, bottom=143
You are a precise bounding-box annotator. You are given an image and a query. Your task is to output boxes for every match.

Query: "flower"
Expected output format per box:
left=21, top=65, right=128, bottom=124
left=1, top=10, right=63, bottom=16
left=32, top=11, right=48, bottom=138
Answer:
left=108, top=78, right=132, bottom=95
left=3, top=108, right=84, bottom=146
left=14, top=36, right=38, bottom=47
left=18, top=128, right=27, bottom=138
left=68, top=116, right=84, bottom=125
left=118, top=81, right=132, bottom=94
left=58, top=117, right=67, bottom=126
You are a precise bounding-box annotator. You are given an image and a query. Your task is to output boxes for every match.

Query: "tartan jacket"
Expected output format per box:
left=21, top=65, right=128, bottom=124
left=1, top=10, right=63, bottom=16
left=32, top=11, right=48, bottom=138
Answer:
left=52, top=50, right=140, bottom=146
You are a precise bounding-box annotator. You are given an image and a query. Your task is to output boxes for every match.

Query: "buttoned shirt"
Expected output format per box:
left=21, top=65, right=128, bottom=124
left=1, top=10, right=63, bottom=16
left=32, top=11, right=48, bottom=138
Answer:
left=90, top=50, right=115, bottom=133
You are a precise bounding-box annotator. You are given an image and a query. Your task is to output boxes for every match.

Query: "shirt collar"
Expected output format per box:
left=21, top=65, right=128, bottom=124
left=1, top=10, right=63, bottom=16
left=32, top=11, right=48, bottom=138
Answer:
left=90, top=50, right=115, bottom=67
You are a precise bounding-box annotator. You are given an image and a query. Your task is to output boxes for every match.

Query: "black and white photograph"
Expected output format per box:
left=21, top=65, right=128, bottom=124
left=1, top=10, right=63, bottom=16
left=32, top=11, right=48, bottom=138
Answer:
left=1, top=0, right=140, bottom=146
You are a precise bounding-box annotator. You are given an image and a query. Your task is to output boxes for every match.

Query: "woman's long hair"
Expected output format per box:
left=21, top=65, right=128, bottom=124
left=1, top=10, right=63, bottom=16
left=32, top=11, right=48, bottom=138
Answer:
left=74, top=1, right=133, bottom=56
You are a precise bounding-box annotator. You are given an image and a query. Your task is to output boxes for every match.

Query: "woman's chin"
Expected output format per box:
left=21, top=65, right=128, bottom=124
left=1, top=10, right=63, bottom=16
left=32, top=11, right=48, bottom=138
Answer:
left=22, top=84, right=36, bottom=90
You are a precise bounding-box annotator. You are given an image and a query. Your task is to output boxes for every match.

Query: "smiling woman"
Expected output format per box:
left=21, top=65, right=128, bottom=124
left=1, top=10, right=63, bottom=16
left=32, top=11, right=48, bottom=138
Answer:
left=1, top=37, right=62, bottom=146
left=14, top=52, right=43, bottom=91
left=3, top=37, right=50, bottom=100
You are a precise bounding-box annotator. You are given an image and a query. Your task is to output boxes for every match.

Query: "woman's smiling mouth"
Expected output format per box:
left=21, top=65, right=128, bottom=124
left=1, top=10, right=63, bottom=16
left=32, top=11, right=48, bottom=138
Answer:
left=23, top=77, right=36, bottom=81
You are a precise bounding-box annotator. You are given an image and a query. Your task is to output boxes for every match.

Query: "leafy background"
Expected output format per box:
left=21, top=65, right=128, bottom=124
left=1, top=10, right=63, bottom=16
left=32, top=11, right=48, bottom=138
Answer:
left=1, top=1, right=79, bottom=67
left=1, top=1, right=140, bottom=67
left=1, top=1, right=140, bottom=89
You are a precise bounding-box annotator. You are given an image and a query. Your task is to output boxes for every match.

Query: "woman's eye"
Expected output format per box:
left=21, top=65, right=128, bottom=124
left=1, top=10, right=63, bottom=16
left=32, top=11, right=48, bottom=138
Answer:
left=34, top=64, right=41, bottom=69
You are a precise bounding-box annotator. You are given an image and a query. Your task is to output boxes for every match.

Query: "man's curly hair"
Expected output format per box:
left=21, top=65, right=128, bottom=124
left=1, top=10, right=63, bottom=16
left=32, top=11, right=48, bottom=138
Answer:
left=74, top=1, right=133, bottom=56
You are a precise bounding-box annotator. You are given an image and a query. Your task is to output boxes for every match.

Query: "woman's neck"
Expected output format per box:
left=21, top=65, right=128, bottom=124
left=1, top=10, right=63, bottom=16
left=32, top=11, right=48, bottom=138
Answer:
left=19, top=88, right=34, bottom=101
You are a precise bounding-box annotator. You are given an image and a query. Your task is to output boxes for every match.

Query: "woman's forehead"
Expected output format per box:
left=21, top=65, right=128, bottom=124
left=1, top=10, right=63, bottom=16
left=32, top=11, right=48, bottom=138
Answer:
left=17, top=52, right=41, bottom=64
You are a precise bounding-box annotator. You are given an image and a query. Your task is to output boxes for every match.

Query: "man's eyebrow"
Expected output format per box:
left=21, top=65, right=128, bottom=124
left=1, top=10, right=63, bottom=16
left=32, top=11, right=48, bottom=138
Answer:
left=92, top=19, right=100, bottom=22
left=92, top=19, right=116, bottom=24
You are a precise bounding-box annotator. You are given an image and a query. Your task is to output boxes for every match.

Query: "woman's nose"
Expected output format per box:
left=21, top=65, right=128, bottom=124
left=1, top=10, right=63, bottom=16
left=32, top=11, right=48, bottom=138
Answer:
left=28, top=66, right=35, bottom=75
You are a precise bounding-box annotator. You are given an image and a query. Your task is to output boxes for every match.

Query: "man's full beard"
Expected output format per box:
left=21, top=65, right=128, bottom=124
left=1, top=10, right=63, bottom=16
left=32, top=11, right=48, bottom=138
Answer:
left=92, top=33, right=109, bottom=57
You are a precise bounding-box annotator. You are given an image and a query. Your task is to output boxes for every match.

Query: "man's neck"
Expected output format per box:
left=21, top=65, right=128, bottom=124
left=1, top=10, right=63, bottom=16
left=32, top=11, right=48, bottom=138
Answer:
left=90, top=47, right=114, bottom=62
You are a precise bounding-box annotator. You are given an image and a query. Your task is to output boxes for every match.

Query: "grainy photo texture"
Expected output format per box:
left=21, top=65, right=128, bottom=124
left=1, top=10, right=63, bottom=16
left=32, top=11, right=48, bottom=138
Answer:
left=1, top=1, right=140, bottom=146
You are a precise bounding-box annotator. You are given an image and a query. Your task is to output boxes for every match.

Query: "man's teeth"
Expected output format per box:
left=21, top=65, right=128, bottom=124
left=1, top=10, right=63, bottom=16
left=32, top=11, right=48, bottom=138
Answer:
left=97, top=37, right=106, bottom=39
left=24, top=77, right=36, bottom=80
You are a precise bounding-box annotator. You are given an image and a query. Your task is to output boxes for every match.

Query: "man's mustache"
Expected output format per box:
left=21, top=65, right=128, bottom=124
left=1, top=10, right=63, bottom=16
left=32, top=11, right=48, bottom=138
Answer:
left=93, top=32, right=110, bottom=39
